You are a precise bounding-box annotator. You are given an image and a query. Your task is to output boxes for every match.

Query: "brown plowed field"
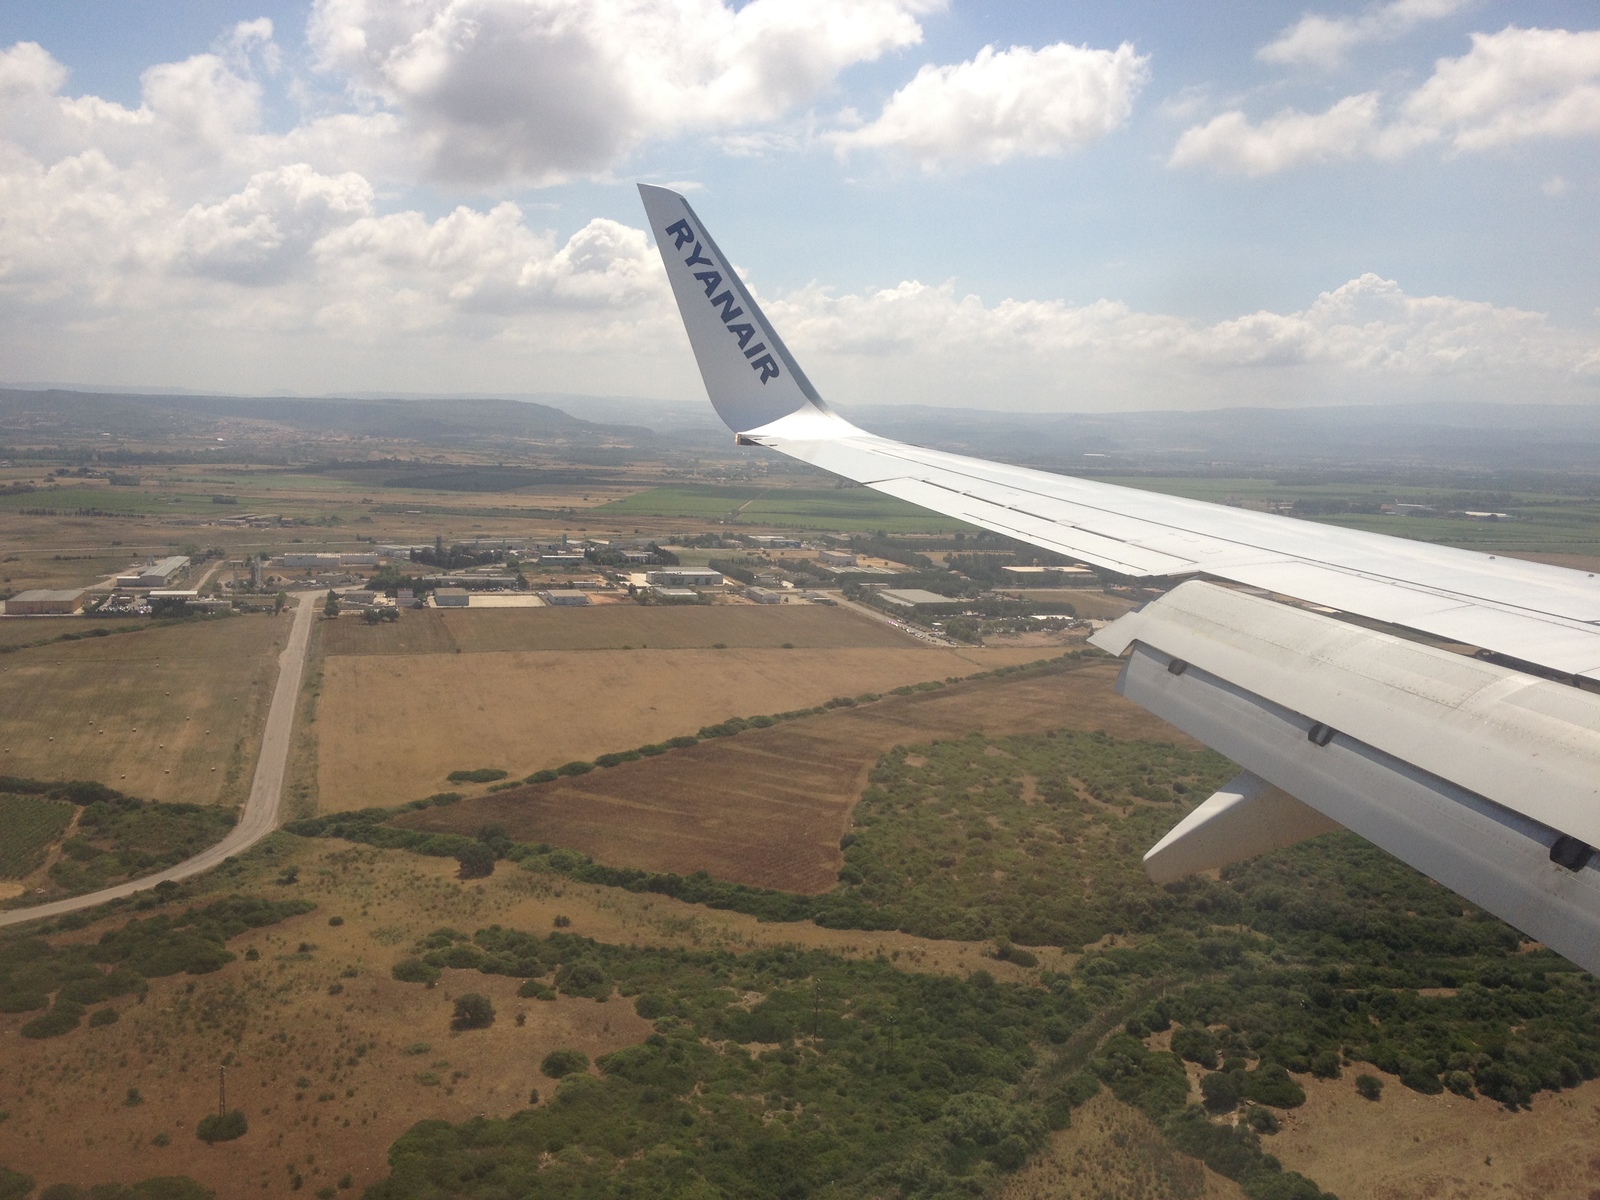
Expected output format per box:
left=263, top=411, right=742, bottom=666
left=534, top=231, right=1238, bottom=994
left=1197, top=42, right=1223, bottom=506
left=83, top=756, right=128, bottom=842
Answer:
left=393, top=659, right=1189, bottom=893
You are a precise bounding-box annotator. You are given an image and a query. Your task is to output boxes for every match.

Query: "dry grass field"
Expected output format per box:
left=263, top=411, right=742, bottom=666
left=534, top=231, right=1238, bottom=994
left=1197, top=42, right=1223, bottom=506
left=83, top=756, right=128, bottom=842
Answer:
left=319, top=603, right=923, bottom=655
left=0, top=838, right=1062, bottom=1197
left=314, top=606, right=1058, bottom=812
left=395, top=659, right=1179, bottom=892
left=998, top=1090, right=1244, bottom=1200
left=1269, top=1073, right=1600, bottom=1199
left=0, top=614, right=288, bottom=805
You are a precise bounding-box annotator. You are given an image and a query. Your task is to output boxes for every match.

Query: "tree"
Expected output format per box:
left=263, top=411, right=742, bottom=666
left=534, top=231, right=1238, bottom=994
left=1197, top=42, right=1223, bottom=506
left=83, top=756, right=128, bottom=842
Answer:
left=452, top=993, right=495, bottom=1031
left=455, top=843, right=496, bottom=879
left=196, top=1109, right=248, bottom=1142
left=1355, top=1074, right=1384, bottom=1101
left=273, top=591, right=288, bottom=614
left=540, top=1049, right=589, bottom=1079
left=323, top=590, right=340, bottom=618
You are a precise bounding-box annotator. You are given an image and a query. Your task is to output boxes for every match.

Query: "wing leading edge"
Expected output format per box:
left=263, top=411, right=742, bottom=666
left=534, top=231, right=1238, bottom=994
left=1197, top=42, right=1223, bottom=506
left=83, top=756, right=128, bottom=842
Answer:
left=640, top=184, right=1600, bottom=973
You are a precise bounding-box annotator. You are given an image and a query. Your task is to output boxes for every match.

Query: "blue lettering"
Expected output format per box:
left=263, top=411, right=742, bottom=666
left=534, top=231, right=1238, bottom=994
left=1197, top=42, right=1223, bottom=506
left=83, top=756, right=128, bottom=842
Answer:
left=694, top=270, right=722, bottom=296
left=726, top=323, right=757, bottom=351
left=743, top=342, right=767, bottom=358
left=708, top=291, right=743, bottom=323
left=663, top=219, right=694, bottom=250
left=749, top=353, right=780, bottom=384
left=684, top=243, right=713, bottom=268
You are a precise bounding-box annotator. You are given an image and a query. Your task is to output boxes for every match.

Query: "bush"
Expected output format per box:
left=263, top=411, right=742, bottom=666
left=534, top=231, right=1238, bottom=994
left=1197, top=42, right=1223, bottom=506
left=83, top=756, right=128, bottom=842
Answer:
left=518, top=980, right=556, bottom=1000
left=1245, top=1064, right=1306, bottom=1109
left=89, top=1006, right=120, bottom=1028
left=455, top=843, right=496, bottom=879
left=391, top=958, right=440, bottom=986
left=446, top=769, right=508, bottom=784
left=1355, top=1073, right=1384, bottom=1101
left=0, top=1168, right=34, bottom=1200
left=993, top=941, right=1038, bottom=968
left=555, top=761, right=594, bottom=777
left=452, top=993, right=495, bottom=1030
left=541, top=1049, right=589, bottom=1079
left=1201, top=1070, right=1243, bottom=1113
left=195, top=1109, right=248, bottom=1143
left=1172, top=1025, right=1220, bottom=1069
left=21, top=999, right=85, bottom=1039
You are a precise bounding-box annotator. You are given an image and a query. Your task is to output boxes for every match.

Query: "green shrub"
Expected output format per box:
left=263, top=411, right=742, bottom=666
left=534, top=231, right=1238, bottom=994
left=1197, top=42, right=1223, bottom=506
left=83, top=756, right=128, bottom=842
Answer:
left=1244, top=1064, right=1306, bottom=1109
left=454, top=844, right=495, bottom=879
left=517, top=980, right=556, bottom=1000
left=1172, top=1025, right=1220, bottom=1069
left=451, top=993, right=495, bottom=1030
left=540, top=1049, right=589, bottom=1079
left=1355, top=1074, right=1384, bottom=1101
left=523, top=771, right=558, bottom=784
left=21, top=1000, right=85, bottom=1039
left=0, top=1167, right=34, bottom=1200
left=446, top=769, right=507, bottom=784
left=556, top=761, right=593, bottom=776
left=89, top=1007, right=120, bottom=1028
left=195, top=1109, right=248, bottom=1143
left=391, top=958, right=440, bottom=986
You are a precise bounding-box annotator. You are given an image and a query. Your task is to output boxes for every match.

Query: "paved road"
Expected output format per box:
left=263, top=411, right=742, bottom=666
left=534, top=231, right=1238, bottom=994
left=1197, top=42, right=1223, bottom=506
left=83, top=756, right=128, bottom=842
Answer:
left=0, top=592, right=318, bottom=928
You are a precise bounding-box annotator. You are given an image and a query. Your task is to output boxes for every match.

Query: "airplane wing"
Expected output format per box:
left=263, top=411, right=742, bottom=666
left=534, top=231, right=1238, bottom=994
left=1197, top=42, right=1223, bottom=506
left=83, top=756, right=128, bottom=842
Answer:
left=638, top=183, right=1600, bottom=975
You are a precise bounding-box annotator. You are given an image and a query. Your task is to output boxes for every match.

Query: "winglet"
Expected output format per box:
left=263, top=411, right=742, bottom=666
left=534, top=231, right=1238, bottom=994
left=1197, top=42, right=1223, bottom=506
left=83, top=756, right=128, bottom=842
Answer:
left=639, top=184, right=830, bottom=435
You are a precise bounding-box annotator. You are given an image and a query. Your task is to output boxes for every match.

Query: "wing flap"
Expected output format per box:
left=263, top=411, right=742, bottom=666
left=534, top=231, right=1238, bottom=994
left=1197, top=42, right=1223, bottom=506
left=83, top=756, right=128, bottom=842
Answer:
left=1092, top=582, right=1600, bottom=848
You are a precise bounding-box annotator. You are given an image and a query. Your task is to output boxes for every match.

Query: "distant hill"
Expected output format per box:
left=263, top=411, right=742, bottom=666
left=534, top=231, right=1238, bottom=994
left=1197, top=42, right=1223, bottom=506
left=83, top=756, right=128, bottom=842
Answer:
left=6, top=386, right=1595, bottom=478
left=836, top=401, right=1600, bottom=476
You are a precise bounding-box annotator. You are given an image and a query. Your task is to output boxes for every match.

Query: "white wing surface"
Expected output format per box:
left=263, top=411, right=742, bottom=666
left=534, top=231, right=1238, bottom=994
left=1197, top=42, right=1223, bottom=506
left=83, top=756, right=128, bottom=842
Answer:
left=639, top=184, right=1600, bottom=973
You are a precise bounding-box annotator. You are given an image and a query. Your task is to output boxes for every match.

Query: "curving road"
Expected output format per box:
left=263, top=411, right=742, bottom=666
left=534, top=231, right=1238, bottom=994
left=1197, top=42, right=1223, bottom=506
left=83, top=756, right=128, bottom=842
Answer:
left=0, top=592, right=318, bottom=929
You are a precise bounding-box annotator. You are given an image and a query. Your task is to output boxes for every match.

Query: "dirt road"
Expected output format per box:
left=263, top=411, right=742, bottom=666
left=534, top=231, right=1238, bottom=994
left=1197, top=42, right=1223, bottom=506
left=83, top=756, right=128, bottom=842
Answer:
left=0, top=592, right=318, bottom=928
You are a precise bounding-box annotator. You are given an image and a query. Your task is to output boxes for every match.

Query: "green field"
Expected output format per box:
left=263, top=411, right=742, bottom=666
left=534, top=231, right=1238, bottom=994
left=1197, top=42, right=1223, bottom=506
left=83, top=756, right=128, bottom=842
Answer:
left=597, top=484, right=980, bottom=532
left=0, top=794, right=74, bottom=877
left=1095, top=475, right=1600, bottom=558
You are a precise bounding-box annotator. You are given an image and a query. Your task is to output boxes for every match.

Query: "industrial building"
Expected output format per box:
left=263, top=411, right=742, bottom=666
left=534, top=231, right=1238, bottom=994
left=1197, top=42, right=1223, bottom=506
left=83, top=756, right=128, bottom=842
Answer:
left=116, top=556, right=190, bottom=588
left=1000, top=565, right=1094, bottom=585
left=647, top=569, right=724, bottom=587
left=434, top=588, right=470, bottom=607
left=4, top=588, right=87, bottom=615
left=651, top=586, right=701, bottom=603
left=275, top=553, right=342, bottom=571
left=876, top=588, right=960, bottom=610
left=542, top=591, right=590, bottom=606
left=744, top=586, right=782, bottom=604
left=818, top=550, right=857, bottom=566
left=539, top=554, right=587, bottom=567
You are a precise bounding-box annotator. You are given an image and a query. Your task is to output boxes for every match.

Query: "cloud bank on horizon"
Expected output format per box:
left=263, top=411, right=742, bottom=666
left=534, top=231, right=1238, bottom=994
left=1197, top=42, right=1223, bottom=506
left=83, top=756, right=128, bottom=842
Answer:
left=0, top=0, right=1595, bottom=412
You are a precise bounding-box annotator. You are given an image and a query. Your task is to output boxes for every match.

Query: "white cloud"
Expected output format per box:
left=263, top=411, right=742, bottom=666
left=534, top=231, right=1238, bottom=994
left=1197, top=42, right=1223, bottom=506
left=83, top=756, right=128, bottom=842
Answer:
left=769, top=272, right=1599, bottom=409
left=831, top=41, right=1148, bottom=168
left=1258, top=0, right=1468, bottom=70
left=307, top=0, right=941, bottom=186
left=1403, top=26, right=1600, bottom=150
left=1175, top=26, right=1600, bottom=174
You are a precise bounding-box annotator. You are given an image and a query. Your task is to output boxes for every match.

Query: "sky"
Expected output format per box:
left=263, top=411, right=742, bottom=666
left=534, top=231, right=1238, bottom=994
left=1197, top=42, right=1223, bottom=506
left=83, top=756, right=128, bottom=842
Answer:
left=0, top=0, right=1596, bottom=413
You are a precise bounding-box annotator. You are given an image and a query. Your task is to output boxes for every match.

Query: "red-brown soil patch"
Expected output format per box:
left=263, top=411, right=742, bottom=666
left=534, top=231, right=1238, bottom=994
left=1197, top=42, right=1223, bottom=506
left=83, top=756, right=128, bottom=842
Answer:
left=394, top=660, right=1189, bottom=893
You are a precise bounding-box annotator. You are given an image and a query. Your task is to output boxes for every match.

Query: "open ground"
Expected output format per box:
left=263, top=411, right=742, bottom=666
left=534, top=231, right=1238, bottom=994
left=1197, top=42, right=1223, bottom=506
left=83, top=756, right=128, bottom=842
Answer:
left=0, top=614, right=288, bottom=805
left=313, top=605, right=1060, bottom=812
left=396, top=658, right=1169, bottom=893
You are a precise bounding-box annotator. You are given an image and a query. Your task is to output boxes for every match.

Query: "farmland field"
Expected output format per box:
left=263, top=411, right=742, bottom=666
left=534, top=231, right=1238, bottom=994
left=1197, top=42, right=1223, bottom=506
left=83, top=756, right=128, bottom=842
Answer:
left=318, top=603, right=921, bottom=656
left=392, top=657, right=1173, bottom=892
left=0, top=794, right=74, bottom=877
left=315, top=639, right=1057, bottom=812
left=0, top=614, right=288, bottom=806
left=595, top=483, right=981, bottom=532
